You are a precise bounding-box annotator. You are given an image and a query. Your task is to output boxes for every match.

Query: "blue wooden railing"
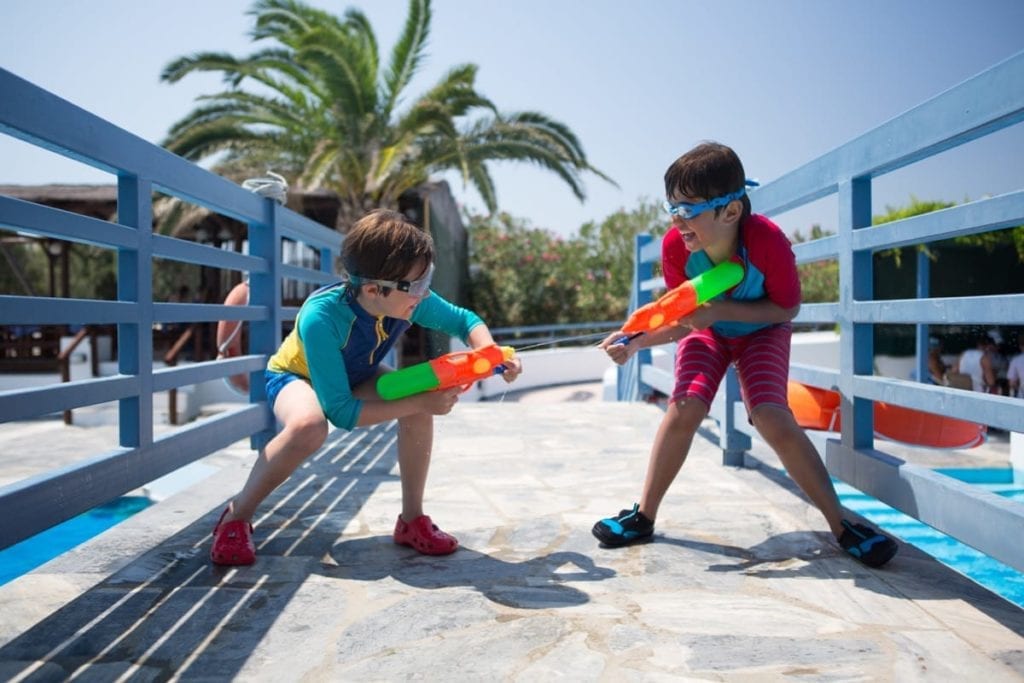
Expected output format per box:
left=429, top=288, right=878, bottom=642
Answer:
left=3, top=50, right=1023, bottom=575
left=0, top=68, right=341, bottom=550
left=621, top=51, right=1024, bottom=573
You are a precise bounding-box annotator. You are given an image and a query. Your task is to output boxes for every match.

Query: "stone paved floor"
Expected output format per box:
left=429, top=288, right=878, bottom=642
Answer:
left=0, top=394, right=1022, bottom=680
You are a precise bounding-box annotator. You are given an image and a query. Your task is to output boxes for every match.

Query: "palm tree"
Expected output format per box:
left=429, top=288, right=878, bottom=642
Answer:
left=160, top=0, right=613, bottom=231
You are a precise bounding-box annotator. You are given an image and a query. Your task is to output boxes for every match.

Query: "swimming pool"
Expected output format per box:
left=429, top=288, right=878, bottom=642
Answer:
left=0, top=496, right=152, bottom=587
left=836, top=467, right=1024, bottom=608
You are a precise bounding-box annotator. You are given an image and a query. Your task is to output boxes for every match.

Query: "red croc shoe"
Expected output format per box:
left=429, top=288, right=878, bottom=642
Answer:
left=211, top=507, right=256, bottom=566
left=393, top=514, right=459, bottom=556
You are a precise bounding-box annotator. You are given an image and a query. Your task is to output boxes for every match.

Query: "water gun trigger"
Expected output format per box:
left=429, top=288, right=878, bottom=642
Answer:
left=613, top=331, right=645, bottom=346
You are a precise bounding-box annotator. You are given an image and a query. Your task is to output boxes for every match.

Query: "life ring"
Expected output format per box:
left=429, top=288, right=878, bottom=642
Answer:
left=216, top=281, right=250, bottom=396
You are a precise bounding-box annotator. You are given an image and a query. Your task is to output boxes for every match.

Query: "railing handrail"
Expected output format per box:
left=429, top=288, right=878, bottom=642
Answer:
left=621, top=51, right=1024, bottom=573
left=0, top=67, right=341, bottom=550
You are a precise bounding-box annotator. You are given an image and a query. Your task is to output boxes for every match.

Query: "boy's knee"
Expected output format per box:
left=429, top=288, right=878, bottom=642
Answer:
left=287, top=413, right=328, bottom=451
left=666, top=399, right=706, bottom=432
left=751, top=404, right=799, bottom=438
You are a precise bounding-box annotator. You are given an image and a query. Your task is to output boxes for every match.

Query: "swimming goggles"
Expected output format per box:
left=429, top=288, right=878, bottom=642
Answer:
left=350, top=262, right=434, bottom=297
left=663, top=179, right=760, bottom=220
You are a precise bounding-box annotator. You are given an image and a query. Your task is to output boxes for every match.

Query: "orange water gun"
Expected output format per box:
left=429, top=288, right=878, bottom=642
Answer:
left=617, top=261, right=744, bottom=343
left=377, top=343, right=516, bottom=400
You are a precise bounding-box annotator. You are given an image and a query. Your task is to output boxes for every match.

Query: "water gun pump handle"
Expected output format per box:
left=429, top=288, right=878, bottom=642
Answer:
left=613, top=332, right=645, bottom=346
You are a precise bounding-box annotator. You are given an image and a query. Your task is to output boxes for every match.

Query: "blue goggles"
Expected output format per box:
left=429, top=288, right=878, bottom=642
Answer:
left=663, top=180, right=760, bottom=219
left=350, top=262, right=434, bottom=297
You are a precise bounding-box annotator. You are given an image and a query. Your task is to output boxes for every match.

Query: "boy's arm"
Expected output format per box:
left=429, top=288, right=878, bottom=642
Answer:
left=411, top=292, right=522, bottom=382
left=682, top=298, right=800, bottom=331
left=353, top=385, right=463, bottom=426
left=411, top=292, right=484, bottom=343
left=599, top=319, right=691, bottom=366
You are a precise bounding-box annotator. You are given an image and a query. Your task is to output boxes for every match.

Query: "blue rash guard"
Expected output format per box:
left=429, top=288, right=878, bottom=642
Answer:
left=267, top=283, right=484, bottom=430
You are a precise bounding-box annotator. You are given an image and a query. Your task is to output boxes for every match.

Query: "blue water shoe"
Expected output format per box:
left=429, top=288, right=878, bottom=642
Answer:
left=839, top=520, right=898, bottom=568
left=592, top=503, right=654, bottom=547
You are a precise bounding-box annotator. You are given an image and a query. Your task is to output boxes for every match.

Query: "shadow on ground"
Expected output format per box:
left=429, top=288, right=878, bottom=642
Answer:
left=328, top=536, right=615, bottom=608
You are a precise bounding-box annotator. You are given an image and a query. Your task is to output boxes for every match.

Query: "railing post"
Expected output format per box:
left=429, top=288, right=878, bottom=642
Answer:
left=248, top=198, right=283, bottom=450
left=116, top=174, right=154, bottom=448
left=915, top=249, right=932, bottom=384
left=836, top=177, right=873, bottom=452
left=618, top=234, right=653, bottom=401
left=720, top=367, right=751, bottom=466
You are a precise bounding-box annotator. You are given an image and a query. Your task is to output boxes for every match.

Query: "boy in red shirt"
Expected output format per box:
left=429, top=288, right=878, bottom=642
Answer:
left=593, top=142, right=897, bottom=568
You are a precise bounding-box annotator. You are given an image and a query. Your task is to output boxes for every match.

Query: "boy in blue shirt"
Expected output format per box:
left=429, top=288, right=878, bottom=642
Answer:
left=212, top=209, right=522, bottom=565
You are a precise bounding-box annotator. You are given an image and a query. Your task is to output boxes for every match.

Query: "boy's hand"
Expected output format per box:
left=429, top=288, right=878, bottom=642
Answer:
left=600, top=330, right=638, bottom=366
left=499, top=356, right=523, bottom=384
left=417, top=387, right=461, bottom=416
left=679, top=303, right=715, bottom=331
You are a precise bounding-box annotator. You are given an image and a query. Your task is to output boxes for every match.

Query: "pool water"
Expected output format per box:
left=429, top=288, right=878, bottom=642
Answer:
left=836, top=467, right=1024, bottom=608
left=0, top=496, right=152, bottom=587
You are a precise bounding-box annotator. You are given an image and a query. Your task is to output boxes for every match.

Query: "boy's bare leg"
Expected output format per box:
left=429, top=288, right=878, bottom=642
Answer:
left=349, top=369, right=437, bottom=523
left=226, top=380, right=327, bottom=523
left=750, top=404, right=844, bottom=537
left=638, top=398, right=707, bottom=520
left=396, top=412, right=432, bottom=521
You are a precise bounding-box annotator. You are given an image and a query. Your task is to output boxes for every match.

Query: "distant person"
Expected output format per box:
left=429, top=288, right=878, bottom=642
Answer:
left=927, top=336, right=948, bottom=385
left=958, top=333, right=998, bottom=393
left=591, top=142, right=897, bottom=568
left=1008, top=336, right=1024, bottom=399
left=987, top=330, right=1010, bottom=396
left=210, top=209, right=522, bottom=565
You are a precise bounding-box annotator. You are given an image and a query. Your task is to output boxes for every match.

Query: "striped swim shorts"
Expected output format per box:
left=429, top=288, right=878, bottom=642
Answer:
left=670, top=322, right=792, bottom=414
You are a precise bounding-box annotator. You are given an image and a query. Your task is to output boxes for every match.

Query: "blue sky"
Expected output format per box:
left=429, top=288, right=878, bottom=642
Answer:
left=1, top=0, right=1023, bottom=237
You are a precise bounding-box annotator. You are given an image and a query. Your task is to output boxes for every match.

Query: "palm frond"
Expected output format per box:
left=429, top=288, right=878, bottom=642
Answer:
left=467, top=161, right=498, bottom=213
left=383, top=0, right=430, bottom=115
left=164, top=120, right=286, bottom=161
left=394, top=100, right=458, bottom=140
left=249, top=0, right=339, bottom=46
left=160, top=52, right=247, bottom=85
left=341, top=8, right=380, bottom=78
left=296, top=27, right=378, bottom=126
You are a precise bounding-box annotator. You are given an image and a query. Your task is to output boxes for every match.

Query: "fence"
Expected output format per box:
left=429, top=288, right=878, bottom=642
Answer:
left=620, top=51, right=1024, bottom=573
left=0, top=68, right=341, bottom=550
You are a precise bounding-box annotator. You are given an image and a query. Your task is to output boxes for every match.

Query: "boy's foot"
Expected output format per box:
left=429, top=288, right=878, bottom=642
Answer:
left=210, top=507, right=256, bottom=566
left=592, top=503, right=654, bottom=547
left=393, top=514, right=459, bottom=555
left=838, top=520, right=898, bottom=568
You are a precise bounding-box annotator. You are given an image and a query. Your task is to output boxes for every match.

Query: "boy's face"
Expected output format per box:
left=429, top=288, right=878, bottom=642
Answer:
left=359, top=260, right=433, bottom=320
left=668, top=191, right=742, bottom=256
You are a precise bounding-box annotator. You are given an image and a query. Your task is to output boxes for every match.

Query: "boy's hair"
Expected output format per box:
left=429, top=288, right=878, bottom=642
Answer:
left=342, top=209, right=434, bottom=285
left=665, top=142, right=751, bottom=224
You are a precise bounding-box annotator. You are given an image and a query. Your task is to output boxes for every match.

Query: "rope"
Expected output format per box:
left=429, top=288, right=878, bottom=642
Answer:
left=242, top=171, right=288, bottom=205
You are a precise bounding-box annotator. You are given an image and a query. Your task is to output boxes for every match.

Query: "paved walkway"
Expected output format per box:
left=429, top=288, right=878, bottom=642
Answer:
left=0, top=391, right=1022, bottom=680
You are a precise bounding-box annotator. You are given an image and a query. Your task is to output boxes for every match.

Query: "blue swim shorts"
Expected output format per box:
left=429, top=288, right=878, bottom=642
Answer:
left=264, top=369, right=304, bottom=409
